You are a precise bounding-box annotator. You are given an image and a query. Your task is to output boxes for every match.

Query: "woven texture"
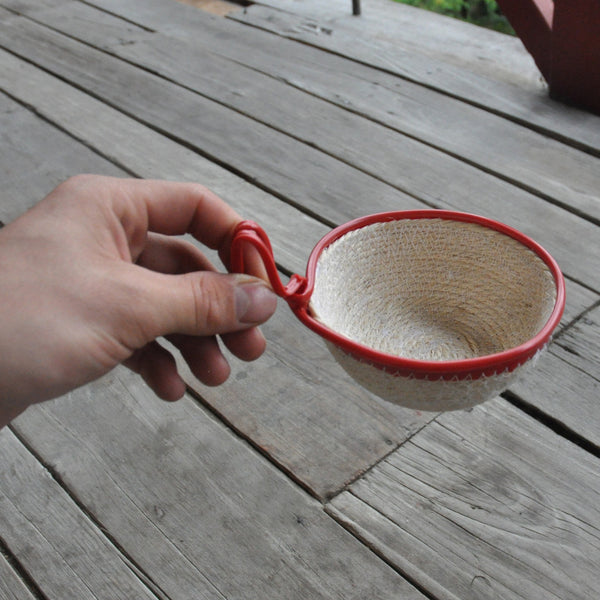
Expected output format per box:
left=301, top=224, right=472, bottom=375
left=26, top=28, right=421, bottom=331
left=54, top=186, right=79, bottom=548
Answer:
left=310, top=219, right=557, bottom=410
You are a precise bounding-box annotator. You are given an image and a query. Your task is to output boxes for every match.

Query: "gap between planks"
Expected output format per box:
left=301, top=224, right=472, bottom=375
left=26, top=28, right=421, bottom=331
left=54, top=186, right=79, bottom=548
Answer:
left=0, top=534, right=47, bottom=600
left=5, top=424, right=172, bottom=600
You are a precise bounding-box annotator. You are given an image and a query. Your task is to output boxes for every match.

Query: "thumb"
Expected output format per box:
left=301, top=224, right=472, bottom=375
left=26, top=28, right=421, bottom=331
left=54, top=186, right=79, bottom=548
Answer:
left=129, top=270, right=278, bottom=342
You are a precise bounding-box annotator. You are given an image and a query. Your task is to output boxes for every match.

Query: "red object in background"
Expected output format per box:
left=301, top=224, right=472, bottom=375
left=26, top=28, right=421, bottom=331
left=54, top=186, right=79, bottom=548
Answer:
left=496, top=0, right=600, bottom=115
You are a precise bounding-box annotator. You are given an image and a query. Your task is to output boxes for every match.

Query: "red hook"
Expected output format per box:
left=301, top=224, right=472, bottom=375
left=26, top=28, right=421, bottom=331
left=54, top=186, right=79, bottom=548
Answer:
left=230, top=221, right=312, bottom=311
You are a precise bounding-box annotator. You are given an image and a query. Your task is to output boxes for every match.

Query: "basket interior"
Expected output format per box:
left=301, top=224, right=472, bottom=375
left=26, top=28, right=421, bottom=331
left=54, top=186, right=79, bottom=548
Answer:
left=309, top=218, right=558, bottom=362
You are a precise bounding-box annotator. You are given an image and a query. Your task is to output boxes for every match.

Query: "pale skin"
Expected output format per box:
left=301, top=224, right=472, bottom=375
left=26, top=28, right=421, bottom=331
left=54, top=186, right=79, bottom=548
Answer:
left=0, top=175, right=277, bottom=428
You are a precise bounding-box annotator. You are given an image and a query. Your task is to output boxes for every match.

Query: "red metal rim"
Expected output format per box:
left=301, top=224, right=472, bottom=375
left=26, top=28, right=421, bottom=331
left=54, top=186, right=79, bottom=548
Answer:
left=293, top=210, right=566, bottom=380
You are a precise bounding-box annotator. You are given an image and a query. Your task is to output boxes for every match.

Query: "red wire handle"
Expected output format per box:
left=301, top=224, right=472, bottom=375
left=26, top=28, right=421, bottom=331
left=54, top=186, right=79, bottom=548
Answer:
left=230, top=221, right=312, bottom=311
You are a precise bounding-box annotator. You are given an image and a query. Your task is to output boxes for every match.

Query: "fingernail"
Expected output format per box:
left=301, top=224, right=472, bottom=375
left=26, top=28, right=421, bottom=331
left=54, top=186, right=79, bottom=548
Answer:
left=235, top=280, right=278, bottom=324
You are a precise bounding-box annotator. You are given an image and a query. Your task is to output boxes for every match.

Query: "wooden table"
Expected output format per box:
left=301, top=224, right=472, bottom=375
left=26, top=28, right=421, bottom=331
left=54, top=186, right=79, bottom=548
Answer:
left=1, top=1, right=599, bottom=598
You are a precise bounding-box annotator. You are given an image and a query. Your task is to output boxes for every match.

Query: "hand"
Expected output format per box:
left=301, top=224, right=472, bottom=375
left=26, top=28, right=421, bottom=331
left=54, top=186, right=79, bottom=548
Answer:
left=0, top=175, right=277, bottom=427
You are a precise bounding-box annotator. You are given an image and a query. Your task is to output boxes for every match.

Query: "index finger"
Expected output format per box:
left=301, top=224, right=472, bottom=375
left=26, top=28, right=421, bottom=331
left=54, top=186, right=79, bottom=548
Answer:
left=116, top=178, right=268, bottom=278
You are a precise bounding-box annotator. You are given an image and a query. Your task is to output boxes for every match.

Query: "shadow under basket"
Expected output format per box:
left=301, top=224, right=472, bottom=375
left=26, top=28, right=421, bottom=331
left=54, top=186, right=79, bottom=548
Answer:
left=231, top=210, right=565, bottom=412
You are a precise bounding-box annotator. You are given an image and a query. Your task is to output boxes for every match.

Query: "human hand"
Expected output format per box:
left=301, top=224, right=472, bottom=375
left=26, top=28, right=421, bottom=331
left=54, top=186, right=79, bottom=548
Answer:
left=0, top=175, right=277, bottom=427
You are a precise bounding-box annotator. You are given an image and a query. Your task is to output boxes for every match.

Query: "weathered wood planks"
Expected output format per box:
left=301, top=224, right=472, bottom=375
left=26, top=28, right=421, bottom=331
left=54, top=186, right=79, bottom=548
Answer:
left=1, top=1, right=599, bottom=598
left=35, top=0, right=600, bottom=224
left=0, top=554, right=37, bottom=600
left=510, top=303, right=600, bottom=448
left=0, top=427, right=162, bottom=599
left=253, top=0, right=542, bottom=91
left=2, top=10, right=599, bottom=292
left=104, top=13, right=600, bottom=225
left=2, top=12, right=599, bottom=497
left=233, top=0, right=600, bottom=153
left=554, top=303, right=600, bottom=381
left=328, top=398, right=600, bottom=600
left=10, top=367, right=427, bottom=599
left=0, top=91, right=124, bottom=223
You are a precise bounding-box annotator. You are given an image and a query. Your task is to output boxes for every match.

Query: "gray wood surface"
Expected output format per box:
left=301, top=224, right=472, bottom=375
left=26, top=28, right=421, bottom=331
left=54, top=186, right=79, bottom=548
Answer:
left=0, top=555, right=37, bottom=600
left=233, top=0, right=600, bottom=154
left=4, top=44, right=596, bottom=500
left=0, top=427, right=161, bottom=600
left=256, top=0, right=543, bottom=91
left=328, top=398, right=600, bottom=600
left=0, top=91, right=124, bottom=223
left=510, top=303, right=600, bottom=448
left=31, top=0, right=600, bottom=220
left=1, top=1, right=599, bottom=598
left=2, top=11, right=599, bottom=292
left=555, top=303, right=600, bottom=380
left=10, top=367, right=425, bottom=600
left=96, top=10, right=600, bottom=225
left=0, top=13, right=426, bottom=224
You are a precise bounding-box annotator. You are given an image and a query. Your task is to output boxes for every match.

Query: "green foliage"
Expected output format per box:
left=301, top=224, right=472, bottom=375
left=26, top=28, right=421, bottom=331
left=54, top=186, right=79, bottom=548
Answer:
left=394, top=0, right=515, bottom=34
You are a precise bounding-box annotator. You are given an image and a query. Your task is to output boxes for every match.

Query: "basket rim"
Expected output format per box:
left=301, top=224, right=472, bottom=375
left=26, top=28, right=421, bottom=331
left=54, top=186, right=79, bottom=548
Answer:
left=295, top=209, right=566, bottom=380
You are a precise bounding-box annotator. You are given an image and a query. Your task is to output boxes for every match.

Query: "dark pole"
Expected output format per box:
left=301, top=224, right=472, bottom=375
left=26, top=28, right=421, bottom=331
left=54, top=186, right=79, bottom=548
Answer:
left=352, top=0, right=361, bottom=16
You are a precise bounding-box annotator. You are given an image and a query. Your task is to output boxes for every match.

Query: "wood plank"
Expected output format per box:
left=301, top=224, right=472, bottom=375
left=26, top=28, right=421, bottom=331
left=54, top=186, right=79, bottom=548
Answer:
left=63, top=0, right=600, bottom=222
left=560, top=278, right=599, bottom=329
left=2, top=15, right=600, bottom=292
left=0, top=13, right=426, bottom=226
left=230, top=0, right=600, bottom=154
left=10, top=367, right=427, bottom=599
left=72, top=0, right=600, bottom=156
left=173, top=0, right=242, bottom=17
left=173, top=299, right=437, bottom=498
left=554, top=303, right=600, bottom=380
left=94, top=12, right=600, bottom=225
left=509, top=302, right=600, bottom=448
left=328, top=398, right=600, bottom=600
left=2, top=34, right=597, bottom=477
left=0, top=427, right=162, bottom=599
left=0, top=0, right=68, bottom=14
left=0, top=555, right=37, bottom=600
left=0, top=49, right=323, bottom=275
left=0, top=51, right=435, bottom=498
left=0, top=91, right=125, bottom=223
left=255, top=0, right=542, bottom=91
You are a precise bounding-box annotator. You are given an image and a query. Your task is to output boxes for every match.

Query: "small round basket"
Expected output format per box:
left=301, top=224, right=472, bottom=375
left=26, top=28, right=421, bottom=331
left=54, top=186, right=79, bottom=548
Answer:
left=231, top=211, right=565, bottom=412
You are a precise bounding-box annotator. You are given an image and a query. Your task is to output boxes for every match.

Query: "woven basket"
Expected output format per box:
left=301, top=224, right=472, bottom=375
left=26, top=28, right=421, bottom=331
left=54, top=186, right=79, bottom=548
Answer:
left=231, top=211, right=565, bottom=412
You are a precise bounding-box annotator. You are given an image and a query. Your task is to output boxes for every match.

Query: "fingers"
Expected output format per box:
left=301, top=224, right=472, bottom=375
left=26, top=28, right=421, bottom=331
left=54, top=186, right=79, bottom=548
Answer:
left=53, top=176, right=268, bottom=277
left=167, top=334, right=231, bottom=387
left=125, top=342, right=187, bottom=402
left=119, top=265, right=276, bottom=349
left=220, top=327, right=267, bottom=362
left=136, top=233, right=216, bottom=275
left=110, top=178, right=244, bottom=262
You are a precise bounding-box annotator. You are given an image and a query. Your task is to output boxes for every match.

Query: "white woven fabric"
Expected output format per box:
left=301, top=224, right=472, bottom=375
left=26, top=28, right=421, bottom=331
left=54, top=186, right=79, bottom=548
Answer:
left=310, top=219, right=557, bottom=410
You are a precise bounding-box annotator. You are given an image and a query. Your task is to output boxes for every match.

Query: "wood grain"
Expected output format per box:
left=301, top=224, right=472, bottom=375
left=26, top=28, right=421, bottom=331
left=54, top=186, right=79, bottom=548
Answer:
left=2, top=14, right=599, bottom=292
left=254, top=0, right=542, bottom=91
left=328, top=398, right=600, bottom=600
left=10, top=367, right=426, bottom=599
left=0, top=554, right=37, bottom=600
left=104, top=17, right=600, bottom=224
left=0, top=427, right=161, bottom=599
left=0, top=91, right=124, bottom=223
left=0, top=15, right=425, bottom=226
left=509, top=304, right=600, bottom=448
left=554, top=303, right=600, bottom=381
left=1, top=1, right=599, bottom=598
left=233, top=0, right=600, bottom=153
left=34, top=0, right=600, bottom=225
